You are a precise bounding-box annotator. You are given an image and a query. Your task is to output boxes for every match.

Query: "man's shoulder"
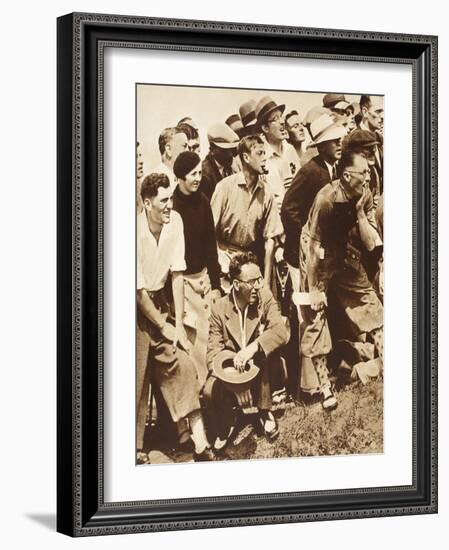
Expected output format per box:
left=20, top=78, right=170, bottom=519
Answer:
left=313, top=183, right=336, bottom=208
left=211, top=293, right=231, bottom=317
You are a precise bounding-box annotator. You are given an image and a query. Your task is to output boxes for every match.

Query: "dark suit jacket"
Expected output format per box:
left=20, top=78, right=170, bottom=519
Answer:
left=206, top=288, right=290, bottom=371
left=281, top=155, right=331, bottom=268
left=199, top=153, right=224, bottom=201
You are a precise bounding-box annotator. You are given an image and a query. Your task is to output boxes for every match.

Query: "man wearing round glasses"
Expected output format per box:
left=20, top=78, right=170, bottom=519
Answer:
left=299, top=150, right=384, bottom=411
left=207, top=252, right=290, bottom=443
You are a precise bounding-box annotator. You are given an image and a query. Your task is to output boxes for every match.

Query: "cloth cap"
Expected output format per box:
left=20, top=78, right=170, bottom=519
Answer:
left=345, top=128, right=380, bottom=149
left=207, top=123, right=240, bottom=149
left=173, top=151, right=201, bottom=179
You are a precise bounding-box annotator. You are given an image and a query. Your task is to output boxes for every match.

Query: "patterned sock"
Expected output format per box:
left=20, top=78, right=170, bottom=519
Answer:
left=311, top=355, right=330, bottom=388
left=370, top=327, right=384, bottom=364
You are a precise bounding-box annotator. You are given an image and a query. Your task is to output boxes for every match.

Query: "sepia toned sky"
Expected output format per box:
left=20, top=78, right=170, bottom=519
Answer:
left=137, top=83, right=380, bottom=173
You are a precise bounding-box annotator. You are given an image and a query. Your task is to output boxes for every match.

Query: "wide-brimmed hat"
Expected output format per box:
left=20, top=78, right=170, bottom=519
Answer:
left=308, top=113, right=348, bottom=147
left=225, top=114, right=244, bottom=134
left=207, top=123, right=240, bottom=149
left=322, top=93, right=350, bottom=110
left=255, top=96, right=285, bottom=126
left=212, top=350, right=260, bottom=392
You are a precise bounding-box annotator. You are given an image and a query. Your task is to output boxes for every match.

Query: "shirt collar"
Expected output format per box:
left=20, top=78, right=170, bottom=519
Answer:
left=236, top=170, right=263, bottom=191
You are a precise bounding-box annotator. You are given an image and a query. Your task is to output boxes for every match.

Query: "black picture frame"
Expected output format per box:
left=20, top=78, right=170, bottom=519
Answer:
left=57, top=12, right=438, bottom=536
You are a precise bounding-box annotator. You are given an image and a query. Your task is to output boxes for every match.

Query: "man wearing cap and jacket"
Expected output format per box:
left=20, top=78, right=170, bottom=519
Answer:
left=199, top=123, right=240, bottom=201
left=206, top=251, right=290, bottom=444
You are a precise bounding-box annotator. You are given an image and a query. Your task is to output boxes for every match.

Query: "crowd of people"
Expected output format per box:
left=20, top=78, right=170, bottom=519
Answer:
left=136, top=91, right=385, bottom=463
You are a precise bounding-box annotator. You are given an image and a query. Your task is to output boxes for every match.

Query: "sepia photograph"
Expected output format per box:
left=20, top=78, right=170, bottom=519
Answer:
left=135, top=83, right=385, bottom=465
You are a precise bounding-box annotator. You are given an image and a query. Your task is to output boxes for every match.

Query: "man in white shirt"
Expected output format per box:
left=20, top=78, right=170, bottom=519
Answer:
left=255, top=96, right=301, bottom=210
left=136, top=173, right=214, bottom=462
left=152, top=127, right=188, bottom=191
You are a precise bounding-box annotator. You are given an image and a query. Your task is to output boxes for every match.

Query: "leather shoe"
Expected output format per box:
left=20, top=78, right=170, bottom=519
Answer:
left=194, top=447, right=217, bottom=462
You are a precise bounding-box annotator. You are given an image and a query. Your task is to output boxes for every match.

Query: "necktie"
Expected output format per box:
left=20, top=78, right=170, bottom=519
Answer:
left=332, top=163, right=338, bottom=181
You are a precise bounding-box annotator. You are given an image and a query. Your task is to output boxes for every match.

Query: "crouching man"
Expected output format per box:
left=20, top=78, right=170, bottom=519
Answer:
left=136, top=173, right=215, bottom=462
left=205, top=252, right=290, bottom=447
left=299, top=151, right=384, bottom=411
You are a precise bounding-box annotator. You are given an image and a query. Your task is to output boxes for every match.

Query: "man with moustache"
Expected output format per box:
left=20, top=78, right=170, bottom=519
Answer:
left=152, top=127, right=189, bottom=191
left=298, top=151, right=384, bottom=410
left=207, top=252, right=290, bottom=442
left=172, top=151, right=223, bottom=385
left=256, top=96, right=300, bottom=210
left=176, top=122, right=201, bottom=157
left=199, top=123, right=240, bottom=201
left=211, top=135, right=283, bottom=289
left=281, top=113, right=347, bottom=292
left=136, top=173, right=215, bottom=462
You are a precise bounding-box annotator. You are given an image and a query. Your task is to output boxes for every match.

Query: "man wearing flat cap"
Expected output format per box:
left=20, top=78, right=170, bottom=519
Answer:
left=206, top=251, right=290, bottom=444
left=256, top=96, right=301, bottom=209
left=298, top=150, right=384, bottom=411
left=198, top=123, right=240, bottom=201
left=211, top=134, right=283, bottom=289
left=344, top=128, right=382, bottom=205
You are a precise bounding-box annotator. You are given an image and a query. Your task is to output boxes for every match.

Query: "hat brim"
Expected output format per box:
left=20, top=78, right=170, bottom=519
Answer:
left=212, top=350, right=260, bottom=386
left=237, top=123, right=260, bottom=138
left=210, top=140, right=240, bottom=149
left=333, top=100, right=350, bottom=110
left=258, top=103, right=286, bottom=125
left=309, top=124, right=348, bottom=147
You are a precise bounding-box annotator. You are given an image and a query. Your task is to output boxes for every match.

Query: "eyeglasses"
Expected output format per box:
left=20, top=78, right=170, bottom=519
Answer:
left=345, top=169, right=371, bottom=177
left=237, top=276, right=263, bottom=289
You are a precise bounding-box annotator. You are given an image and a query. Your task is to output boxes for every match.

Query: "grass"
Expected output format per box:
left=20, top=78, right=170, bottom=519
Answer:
left=145, top=377, right=383, bottom=463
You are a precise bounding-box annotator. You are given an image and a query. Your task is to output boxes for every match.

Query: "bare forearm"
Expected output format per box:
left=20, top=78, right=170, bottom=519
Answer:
left=357, top=212, right=381, bottom=252
left=171, top=271, right=185, bottom=328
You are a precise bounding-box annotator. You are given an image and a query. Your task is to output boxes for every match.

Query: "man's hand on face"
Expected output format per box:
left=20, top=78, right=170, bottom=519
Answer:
left=356, top=184, right=371, bottom=214
left=233, top=342, right=258, bottom=373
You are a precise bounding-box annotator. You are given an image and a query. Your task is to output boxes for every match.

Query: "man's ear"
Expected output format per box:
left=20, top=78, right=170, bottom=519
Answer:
left=232, top=279, right=239, bottom=292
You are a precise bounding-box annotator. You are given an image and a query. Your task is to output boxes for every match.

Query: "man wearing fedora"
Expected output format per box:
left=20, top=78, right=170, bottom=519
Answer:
left=281, top=113, right=347, bottom=292
left=198, top=122, right=240, bottom=201
left=238, top=99, right=259, bottom=138
left=210, top=134, right=283, bottom=288
left=152, top=126, right=189, bottom=191
left=206, top=252, right=290, bottom=443
left=256, top=95, right=301, bottom=210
